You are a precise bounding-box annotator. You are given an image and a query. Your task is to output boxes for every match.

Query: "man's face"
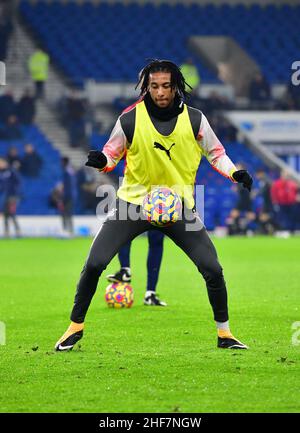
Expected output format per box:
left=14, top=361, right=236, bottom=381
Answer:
left=25, top=145, right=33, bottom=154
left=148, top=72, right=176, bottom=108
left=0, top=159, right=8, bottom=170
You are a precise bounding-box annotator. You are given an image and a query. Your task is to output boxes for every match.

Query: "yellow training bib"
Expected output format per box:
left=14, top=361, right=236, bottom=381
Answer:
left=117, top=101, right=202, bottom=209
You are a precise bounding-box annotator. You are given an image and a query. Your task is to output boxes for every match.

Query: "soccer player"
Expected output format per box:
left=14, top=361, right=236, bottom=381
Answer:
left=106, top=230, right=167, bottom=306
left=106, top=98, right=167, bottom=307
left=55, top=59, right=253, bottom=351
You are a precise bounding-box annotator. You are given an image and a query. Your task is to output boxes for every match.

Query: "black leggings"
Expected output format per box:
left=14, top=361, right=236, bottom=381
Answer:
left=70, top=200, right=228, bottom=323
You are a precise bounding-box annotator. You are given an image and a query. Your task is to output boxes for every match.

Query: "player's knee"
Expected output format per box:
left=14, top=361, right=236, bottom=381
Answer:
left=199, top=263, right=224, bottom=288
left=84, top=260, right=107, bottom=276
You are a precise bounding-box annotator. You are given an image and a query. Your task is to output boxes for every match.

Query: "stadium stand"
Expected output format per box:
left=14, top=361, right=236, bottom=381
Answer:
left=19, top=1, right=300, bottom=85
left=0, top=0, right=294, bottom=231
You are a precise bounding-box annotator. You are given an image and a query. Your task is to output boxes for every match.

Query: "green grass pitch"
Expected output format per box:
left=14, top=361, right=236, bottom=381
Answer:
left=0, top=236, right=299, bottom=413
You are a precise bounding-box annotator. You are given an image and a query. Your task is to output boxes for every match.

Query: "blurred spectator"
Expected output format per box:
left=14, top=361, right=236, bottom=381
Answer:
left=65, top=90, right=88, bottom=148
left=209, top=114, right=237, bottom=142
left=0, top=115, right=22, bottom=140
left=76, top=165, right=99, bottom=213
left=228, top=163, right=256, bottom=234
left=191, top=91, right=233, bottom=120
left=28, top=48, right=49, bottom=99
left=113, top=96, right=136, bottom=114
left=0, top=0, right=13, bottom=20
left=255, top=169, right=276, bottom=234
left=226, top=208, right=245, bottom=235
left=234, top=164, right=254, bottom=212
left=61, top=157, right=76, bottom=236
left=6, top=146, right=21, bottom=168
left=255, top=169, right=274, bottom=214
left=20, top=143, right=43, bottom=177
left=0, top=157, right=21, bottom=238
left=49, top=182, right=64, bottom=213
left=0, top=6, right=13, bottom=62
left=271, top=170, right=299, bottom=232
left=180, top=58, right=200, bottom=95
left=226, top=207, right=256, bottom=235
left=17, top=88, right=36, bottom=124
left=248, top=72, right=271, bottom=108
left=256, top=211, right=277, bottom=235
left=284, top=80, right=300, bottom=110
left=0, top=89, right=16, bottom=123
left=205, top=91, right=232, bottom=115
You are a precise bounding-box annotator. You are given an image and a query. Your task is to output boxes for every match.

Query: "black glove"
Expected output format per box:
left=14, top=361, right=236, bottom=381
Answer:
left=232, top=170, right=253, bottom=192
left=85, top=150, right=107, bottom=170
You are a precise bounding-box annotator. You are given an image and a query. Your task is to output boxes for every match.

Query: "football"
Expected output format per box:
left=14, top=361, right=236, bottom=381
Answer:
left=142, top=187, right=182, bottom=227
left=105, top=282, right=134, bottom=308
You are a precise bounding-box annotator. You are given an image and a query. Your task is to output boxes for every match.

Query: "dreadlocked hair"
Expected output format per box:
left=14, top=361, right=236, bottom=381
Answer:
left=135, top=59, right=192, bottom=100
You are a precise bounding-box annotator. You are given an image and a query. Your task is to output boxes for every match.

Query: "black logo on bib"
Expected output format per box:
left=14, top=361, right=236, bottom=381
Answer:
left=154, top=142, right=175, bottom=160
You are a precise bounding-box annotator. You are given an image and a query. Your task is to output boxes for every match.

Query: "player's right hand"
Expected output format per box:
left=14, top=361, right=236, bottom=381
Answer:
left=85, top=150, right=107, bottom=170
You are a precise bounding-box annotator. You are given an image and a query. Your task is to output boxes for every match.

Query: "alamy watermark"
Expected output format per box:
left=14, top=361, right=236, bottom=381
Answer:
left=0, top=322, right=6, bottom=345
left=94, top=178, right=205, bottom=232
left=291, top=61, right=300, bottom=86
left=0, top=61, right=6, bottom=86
left=291, top=321, right=300, bottom=346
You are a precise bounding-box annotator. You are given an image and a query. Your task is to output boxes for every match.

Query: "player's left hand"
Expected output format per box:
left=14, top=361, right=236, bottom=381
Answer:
left=232, top=170, right=253, bottom=192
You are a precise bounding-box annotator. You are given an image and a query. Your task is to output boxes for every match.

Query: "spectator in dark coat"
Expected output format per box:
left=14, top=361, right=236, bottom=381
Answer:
left=61, top=157, right=76, bottom=235
left=0, top=15, right=13, bottom=62
left=65, top=91, right=87, bottom=148
left=255, top=169, right=276, bottom=234
left=0, top=90, right=16, bottom=123
left=76, top=165, right=99, bottom=213
left=0, top=157, right=21, bottom=237
left=20, top=143, right=43, bottom=177
left=256, top=169, right=274, bottom=214
left=229, top=163, right=257, bottom=234
left=285, top=80, right=300, bottom=110
left=17, top=88, right=36, bottom=124
left=248, top=72, right=271, bottom=107
left=49, top=182, right=64, bottom=213
left=1, top=115, right=22, bottom=140
left=6, top=146, right=21, bottom=168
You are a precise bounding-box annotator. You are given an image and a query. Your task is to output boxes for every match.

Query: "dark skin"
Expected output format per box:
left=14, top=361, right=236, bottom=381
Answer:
left=148, top=71, right=176, bottom=108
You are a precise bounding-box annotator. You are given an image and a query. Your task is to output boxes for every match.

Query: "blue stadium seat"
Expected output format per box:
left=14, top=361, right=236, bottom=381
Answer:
left=20, top=1, right=299, bottom=84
